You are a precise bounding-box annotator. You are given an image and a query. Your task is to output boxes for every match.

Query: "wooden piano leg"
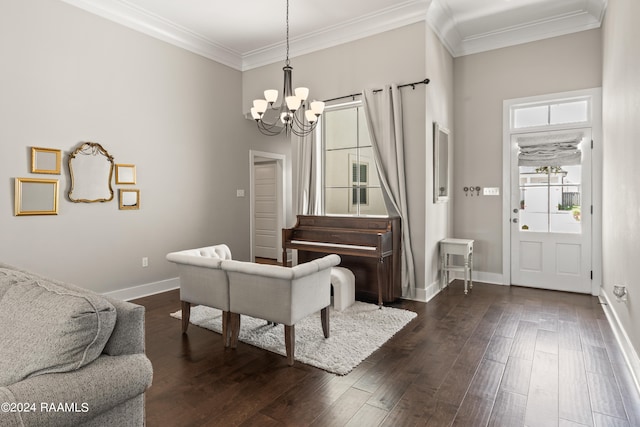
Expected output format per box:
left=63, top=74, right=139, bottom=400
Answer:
left=377, top=257, right=383, bottom=308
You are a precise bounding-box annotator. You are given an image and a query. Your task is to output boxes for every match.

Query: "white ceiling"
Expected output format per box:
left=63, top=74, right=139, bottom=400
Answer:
left=60, top=0, right=607, bottom=71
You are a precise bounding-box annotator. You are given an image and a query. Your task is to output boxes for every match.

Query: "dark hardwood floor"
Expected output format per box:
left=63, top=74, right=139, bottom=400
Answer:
left=134, top=281, right=640, bottom=426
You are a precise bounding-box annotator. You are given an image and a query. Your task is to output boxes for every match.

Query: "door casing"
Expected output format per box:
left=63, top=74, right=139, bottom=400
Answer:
left=502, top=88, right=602, bottom=295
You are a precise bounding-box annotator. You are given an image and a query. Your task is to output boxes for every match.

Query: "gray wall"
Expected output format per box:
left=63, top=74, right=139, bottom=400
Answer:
left=0, top=0, right=271, bottom=293
left=425, top=23, right=455, bottom=296
left=453, top=29, right=602, bottom=278
left=601, top=0, right=640, bottom=362
left=243, top=23, right=440, bottom=294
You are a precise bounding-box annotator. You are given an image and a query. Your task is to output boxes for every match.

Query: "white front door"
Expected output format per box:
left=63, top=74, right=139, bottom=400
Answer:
left=510, top=128, right=592, bottom=293
left=253, top=161, right=279, bottom=260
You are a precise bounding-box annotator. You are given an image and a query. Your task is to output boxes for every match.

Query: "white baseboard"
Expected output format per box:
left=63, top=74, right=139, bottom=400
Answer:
left=103, top=277, right=180, bottom=301
left=599, top=291, right=640, bottom=395
left=409, top=271, right=506, bottom=303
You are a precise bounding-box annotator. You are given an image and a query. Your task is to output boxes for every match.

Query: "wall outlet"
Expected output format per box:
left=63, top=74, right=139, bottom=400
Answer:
left=142, top=257, right=149, bottom=268
left=483, top=187, right=500, bottom=196
left=236, top=189, right=245, bottom=197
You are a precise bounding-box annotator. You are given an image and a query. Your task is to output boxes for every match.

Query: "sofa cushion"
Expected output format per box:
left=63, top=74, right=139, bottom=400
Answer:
left=0, top=275, right=117, bottom=386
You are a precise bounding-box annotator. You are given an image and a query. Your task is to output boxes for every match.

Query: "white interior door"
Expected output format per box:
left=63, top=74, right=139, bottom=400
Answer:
left=510, top=128, right=592, bottom=293
left=253, top=161, right=279, bottom=260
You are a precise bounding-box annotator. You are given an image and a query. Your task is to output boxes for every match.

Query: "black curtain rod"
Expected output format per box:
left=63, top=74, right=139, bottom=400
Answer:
left=323, top=78, right=430, bottom=104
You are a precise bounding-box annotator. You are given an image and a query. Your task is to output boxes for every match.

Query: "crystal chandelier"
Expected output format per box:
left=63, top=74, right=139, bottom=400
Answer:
left=250, top=0, right=324, bottom=137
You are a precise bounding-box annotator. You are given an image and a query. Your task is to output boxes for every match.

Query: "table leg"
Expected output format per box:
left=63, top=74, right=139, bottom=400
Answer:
left=469, top=252, right=473, bottom=289
left=463, top=255, right=469, bottom=295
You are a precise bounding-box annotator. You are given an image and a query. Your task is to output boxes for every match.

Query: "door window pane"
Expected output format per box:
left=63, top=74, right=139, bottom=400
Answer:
left=519, top=165, right=581, bottom=234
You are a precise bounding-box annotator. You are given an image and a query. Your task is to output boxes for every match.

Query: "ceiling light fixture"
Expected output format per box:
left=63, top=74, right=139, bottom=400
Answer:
left=250, top=0, right=324, bottom=137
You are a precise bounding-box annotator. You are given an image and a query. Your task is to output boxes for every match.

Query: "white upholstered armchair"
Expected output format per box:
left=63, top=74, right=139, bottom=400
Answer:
left=222, top=254, right=341, bottom=366
left=166, top=244, right=233, bottom=345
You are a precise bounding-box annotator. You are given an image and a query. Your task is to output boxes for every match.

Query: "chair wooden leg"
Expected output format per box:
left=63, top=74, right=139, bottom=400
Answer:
left=285, top=325, right=295, bottom=366
left=228, top=312, right=241, bottom=349
left=321, top=306, right=330, bottom=338
left=222, top=311, right=229, bottom=347
left=181, top=301, right=191, bottom=334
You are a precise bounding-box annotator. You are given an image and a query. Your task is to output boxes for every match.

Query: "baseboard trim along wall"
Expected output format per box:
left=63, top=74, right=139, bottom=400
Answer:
left=103, top=277, right=179, bottom=301
left=599, top=291, right=640, bottom=395
left=411, top=271, right=505, bottom=303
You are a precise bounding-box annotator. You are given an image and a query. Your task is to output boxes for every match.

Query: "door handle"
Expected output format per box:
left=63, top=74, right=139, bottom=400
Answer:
left=513, top=208, right=519, bottom=213
left=512, top=218, right=518, bottom=223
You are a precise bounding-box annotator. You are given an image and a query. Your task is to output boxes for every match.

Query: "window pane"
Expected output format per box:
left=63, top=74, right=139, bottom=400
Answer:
left=325, top=148, right=356, bottom=187
left=519, top=165, right=582, bottom=234
left=325, top=187, right=353, bottom=215
left=549, top=164, right=581, bottom=234
left=513, top=105, right=548, bottom=128
left=358, top=108, right=372, bottom=147
left=550, top=100, right=588, bottom=125
left=359, top=186, right=387, bottom=215
left=323, top=103, right=387, bottom=217
left=324, top=108, right=357, bottom=150
left=358, top=146, right=380, bottom=186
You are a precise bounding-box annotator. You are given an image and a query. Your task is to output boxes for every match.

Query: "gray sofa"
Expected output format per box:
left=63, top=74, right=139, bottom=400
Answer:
left=0, top=263, right=153, bottom=426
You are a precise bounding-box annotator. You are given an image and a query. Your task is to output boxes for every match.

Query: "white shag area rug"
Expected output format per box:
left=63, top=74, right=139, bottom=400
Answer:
left=170, top=302, right=417, bottom=375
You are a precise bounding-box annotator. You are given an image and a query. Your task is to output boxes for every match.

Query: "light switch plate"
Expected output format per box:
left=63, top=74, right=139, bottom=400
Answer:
left=236, top=189, right=245, bottom=197
left=483, top=187, right=500, bottom=196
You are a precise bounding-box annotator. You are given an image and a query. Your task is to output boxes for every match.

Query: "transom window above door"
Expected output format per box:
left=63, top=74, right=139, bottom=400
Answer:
left=511, top=98, right=590, bottom=130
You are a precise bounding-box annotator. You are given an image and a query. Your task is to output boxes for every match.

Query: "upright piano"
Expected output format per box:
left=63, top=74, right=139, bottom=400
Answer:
left=282, top=215, right=401, bottom=305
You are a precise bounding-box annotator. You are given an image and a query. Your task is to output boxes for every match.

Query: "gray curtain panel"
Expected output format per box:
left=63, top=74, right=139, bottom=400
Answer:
left=362, top=84, right=416, bottom=298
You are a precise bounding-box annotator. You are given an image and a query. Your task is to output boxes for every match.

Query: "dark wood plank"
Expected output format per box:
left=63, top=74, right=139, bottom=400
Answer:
left=488, top=390, right=526, bottom=427
left=586, top=372, right=628, bottom=420
left=500, top=356, right=533, bottom=396
left=559, top=349, right=593, bottom=426
left=310, top=388, right=371, bottom=427
left=525, top=351, right=559, bottom=427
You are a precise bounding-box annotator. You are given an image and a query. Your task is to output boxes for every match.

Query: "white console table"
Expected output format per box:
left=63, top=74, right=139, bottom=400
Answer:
left=440, top=238, right=474, bottom=294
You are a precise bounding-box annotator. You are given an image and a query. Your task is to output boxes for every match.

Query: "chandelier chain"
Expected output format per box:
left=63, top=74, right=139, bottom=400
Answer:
left=285, top=0, right=290, bottom=66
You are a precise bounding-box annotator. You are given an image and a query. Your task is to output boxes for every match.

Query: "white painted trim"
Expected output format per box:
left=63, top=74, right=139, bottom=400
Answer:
left=412, top=271, right=506, bottom=303
left=242, top=1, right=428, bottom=70
left=502, top=88, right=603, bottom=295
left=450, top=270, right=505, bottom=286
left=427, top=0, right=605, bottom=58
left=599, top=291, right=640, bottom=395
left=102, top=277, right=179, bottom=301
left=60, top=0, right=243, bottom=70
left=249, top=150, right=286, bottom=264
left=60, top=0, right=428, bottom=71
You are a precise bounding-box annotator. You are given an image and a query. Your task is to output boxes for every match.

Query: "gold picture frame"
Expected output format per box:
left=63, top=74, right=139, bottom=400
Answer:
left=15, top=178, right=59, bottom=216
left=31, top=147, right=61, bottom=175
left=119, top=189, right=140, bottom=210
left=115, top=164, right=136, bottom=185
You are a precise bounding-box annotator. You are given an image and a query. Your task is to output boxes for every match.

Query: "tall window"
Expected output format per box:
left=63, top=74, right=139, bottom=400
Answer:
left=321, top=102, right=387, bottom=216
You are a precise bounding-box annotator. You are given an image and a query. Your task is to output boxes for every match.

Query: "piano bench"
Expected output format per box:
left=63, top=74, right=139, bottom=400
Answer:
left=330, top=267, right=355, bottom=311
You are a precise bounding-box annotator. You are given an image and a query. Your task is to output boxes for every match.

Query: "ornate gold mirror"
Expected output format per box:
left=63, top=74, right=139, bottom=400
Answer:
left=68, top=142, right=114, bottom=203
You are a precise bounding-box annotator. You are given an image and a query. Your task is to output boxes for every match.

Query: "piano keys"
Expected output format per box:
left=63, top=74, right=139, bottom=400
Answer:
left=282, top=215, right=401, bottom=305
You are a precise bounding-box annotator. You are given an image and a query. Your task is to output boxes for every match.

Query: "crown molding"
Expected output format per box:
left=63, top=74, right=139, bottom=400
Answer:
left=60, top=0, right=429, bottom=71
left=428, top=0, right=606, bottom=58
left=60, top=0, right=243, bottom=70
left=241, top=1, right=430, bottom=71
